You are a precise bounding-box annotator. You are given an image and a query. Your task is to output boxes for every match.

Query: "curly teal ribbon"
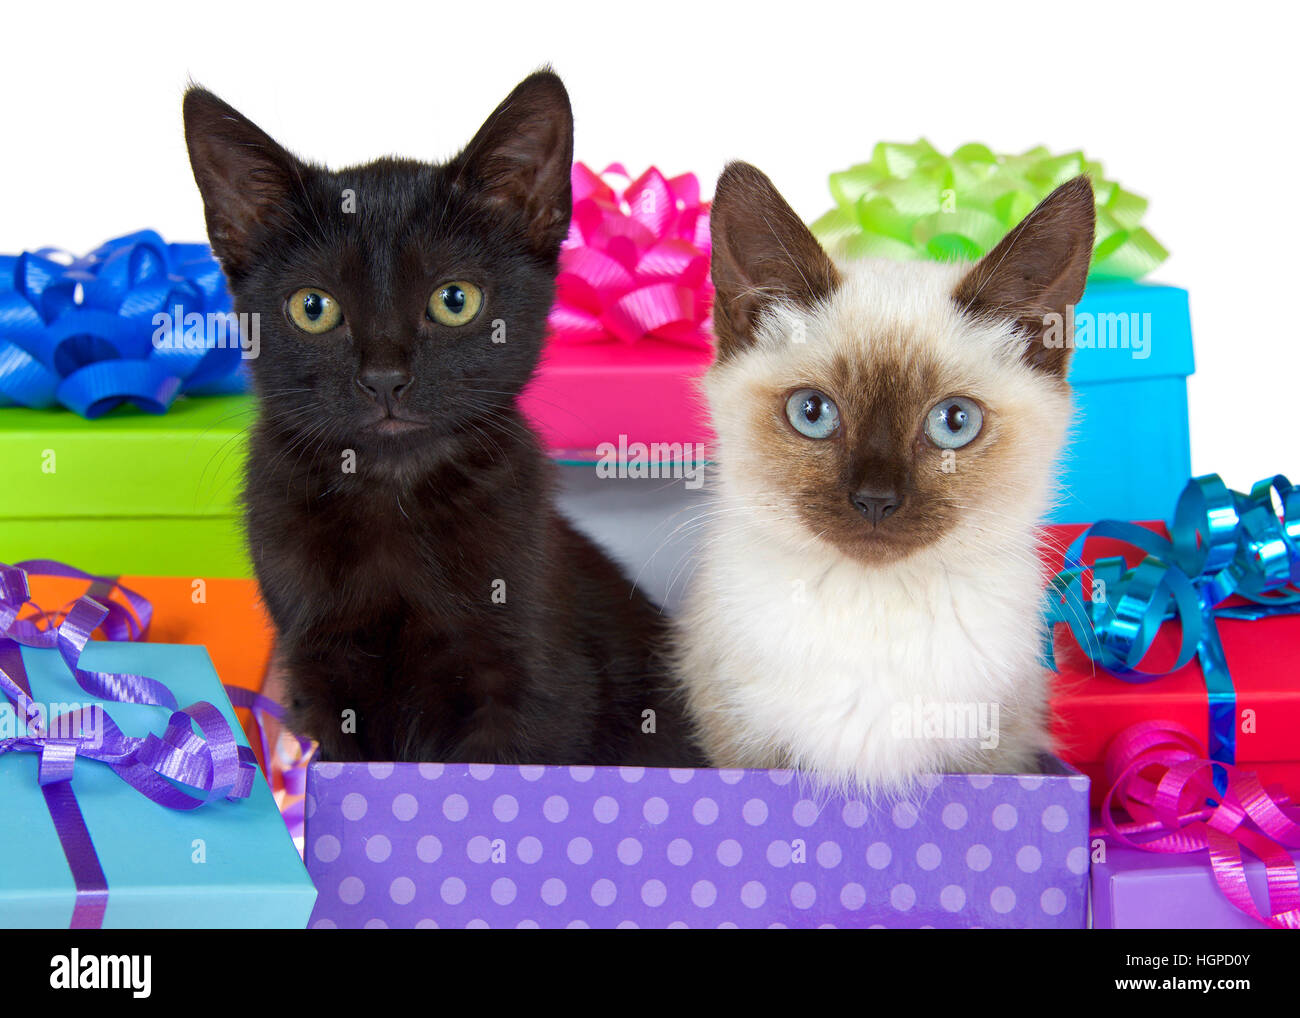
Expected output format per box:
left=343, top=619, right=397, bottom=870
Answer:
left=0, top=230, right=247, bottom=417
left=1044, top=474, right=1300, bottom=776
left=810, top=140, right=1168, bottom=280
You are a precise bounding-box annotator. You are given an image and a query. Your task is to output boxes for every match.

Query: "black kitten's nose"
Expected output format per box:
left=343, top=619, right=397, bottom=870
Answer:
left=850, top=487, right=903, bottom=527
left=356, top=368, right=413, bottom=408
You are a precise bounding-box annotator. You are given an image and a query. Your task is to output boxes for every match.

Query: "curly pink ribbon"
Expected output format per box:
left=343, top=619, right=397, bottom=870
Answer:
left=547, top=163, right=713, bottom=350
left=1095, top=720, right=1300, bottom=928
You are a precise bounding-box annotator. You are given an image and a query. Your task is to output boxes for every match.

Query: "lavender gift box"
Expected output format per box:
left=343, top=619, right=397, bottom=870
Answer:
left=1091, top=840, right=1294, bottom=929
left=304, top=756, right=1090, bottom=929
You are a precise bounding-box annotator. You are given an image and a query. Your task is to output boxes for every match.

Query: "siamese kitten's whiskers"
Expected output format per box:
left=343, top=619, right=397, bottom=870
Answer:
left=676, top=163, right=1096, bottom=793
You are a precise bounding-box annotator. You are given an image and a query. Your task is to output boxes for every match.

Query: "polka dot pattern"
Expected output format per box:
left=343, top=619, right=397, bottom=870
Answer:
left=305, top=761, right=1089, bottom=929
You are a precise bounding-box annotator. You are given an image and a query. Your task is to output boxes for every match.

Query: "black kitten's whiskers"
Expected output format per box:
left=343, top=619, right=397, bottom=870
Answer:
left=183, top=71, right=703, bottom=766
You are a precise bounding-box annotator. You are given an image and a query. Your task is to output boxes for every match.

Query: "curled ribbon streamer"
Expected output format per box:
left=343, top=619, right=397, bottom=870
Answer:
left=1044, top=474, right=1300, bottom=772
left=0, top=561, right=261, bottom=928
left=547, top=163, right=713, bottom=350
left=1097, top=720, right=1300, bottom=929
left=225, top=684, right=315, bottom=841
left=6, top=560, right=313, bottom=837
left=0, top=230, right=247, bottom=417
left=809, top=140, right=1168, bottom=280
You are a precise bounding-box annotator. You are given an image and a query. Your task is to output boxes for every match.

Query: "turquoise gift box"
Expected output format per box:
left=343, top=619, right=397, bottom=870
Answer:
left=0, top=641, right=317, bottom=928
left=1056, top=281, right=1194, bottom=524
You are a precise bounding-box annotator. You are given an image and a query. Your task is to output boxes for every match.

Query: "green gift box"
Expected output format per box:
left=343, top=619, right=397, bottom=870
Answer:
left=0, top=395, right=254, bottom=577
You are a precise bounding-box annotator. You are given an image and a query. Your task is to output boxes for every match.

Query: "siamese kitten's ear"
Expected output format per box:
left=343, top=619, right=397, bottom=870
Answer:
left=454, top=70, right=574, bottom=258
left=954, top=175, right=1096, bottom=376
left=182, top=87, right=305, bottom=280
left=709, top=162, right=841, bottom=359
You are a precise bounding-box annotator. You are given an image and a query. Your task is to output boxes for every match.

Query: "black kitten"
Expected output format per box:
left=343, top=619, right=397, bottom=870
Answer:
left=183, top=72, right=702, bottom=766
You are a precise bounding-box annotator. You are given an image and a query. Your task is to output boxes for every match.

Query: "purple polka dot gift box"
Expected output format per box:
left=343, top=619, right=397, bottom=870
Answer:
left=303, top=756, right=1090, bottom=929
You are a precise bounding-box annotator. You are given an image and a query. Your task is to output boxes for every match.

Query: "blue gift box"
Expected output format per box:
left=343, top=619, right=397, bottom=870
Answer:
left=1056, top=281, right=1194, bottom=524
left=0, top=641, right=316, bottom=928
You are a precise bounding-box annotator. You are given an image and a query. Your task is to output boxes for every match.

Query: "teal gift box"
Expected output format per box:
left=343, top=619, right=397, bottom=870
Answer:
left=0, top=641, right=316, bottom=928
left=1056, top=281, right=1194, bottom=524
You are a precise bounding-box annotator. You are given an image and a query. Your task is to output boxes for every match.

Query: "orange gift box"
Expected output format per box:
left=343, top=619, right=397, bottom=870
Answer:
left=1043, top=523, right=1300, bottom=805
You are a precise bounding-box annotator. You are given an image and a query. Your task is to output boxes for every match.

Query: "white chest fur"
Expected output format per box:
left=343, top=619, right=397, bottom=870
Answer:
left=676, top=527, right=1051, bottom=793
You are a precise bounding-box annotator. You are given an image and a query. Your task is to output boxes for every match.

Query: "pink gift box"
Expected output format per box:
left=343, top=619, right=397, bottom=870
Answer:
left=519, top=340, right=713, bottom=459
left=519, top=163, right=715, bottom=460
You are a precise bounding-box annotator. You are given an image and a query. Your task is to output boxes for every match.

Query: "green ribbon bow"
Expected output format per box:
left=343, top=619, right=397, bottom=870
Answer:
left=809, top=140, right=1168, bottom=279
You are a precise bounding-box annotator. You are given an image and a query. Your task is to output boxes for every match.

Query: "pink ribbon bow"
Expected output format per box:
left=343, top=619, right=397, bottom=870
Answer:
left=1095, top=720, right=1300, bottom=928
left=547, top=163, right=714, bottom=350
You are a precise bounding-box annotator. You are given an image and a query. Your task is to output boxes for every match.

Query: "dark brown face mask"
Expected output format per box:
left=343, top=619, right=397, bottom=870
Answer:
left=707, top=164, right=1095, bottom=563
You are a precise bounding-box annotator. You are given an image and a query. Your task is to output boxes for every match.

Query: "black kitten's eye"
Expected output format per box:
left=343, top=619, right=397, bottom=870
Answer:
left=428, top=281, right=483, bottom=326
left=785, top=388, right=841, bottom=439
left=287, top=288, right=342, bottom=334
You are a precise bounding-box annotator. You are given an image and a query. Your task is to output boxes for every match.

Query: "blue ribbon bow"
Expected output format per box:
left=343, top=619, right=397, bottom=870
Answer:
left=1044, top=473, right=1300, bottom=774
left=0, top=230, right=247, bottom=417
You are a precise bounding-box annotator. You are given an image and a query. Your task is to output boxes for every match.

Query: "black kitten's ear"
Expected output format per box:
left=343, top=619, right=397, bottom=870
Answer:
left=182, top=87, right=305, bottom=279
left=454, top=70, right=574, bottom=258
left=709, top=161, right=841, bottom=359
left=954, top=175, right=1096, bottom=376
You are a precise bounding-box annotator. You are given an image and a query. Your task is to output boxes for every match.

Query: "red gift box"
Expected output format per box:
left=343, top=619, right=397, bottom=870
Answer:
left=1043, top=522, right=1300, bottom=805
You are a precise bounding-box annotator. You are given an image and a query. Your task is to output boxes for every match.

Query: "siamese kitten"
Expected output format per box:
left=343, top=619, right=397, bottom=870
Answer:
left=183, top=72, right=702, bottom=766
left=676, top=163, right=1095, bottom=793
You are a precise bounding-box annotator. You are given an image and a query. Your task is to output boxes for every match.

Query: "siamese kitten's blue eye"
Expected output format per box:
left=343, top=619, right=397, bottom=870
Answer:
left=925, top=396, right=984, bottom=449
left=786, top=389, right=840, bottom=439
left=287, top=288, right=342, bottom=334
left=428, top=281, right=483, bottom=326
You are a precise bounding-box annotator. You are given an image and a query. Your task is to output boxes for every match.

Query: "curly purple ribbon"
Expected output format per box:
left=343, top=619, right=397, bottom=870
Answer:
left=0, top=561, right=259, bottom=928
left=8, top=559, right=310, bottom=835
left=225, top=683, right=314, bottom=838
left=0, top=230, right=247, bottom=417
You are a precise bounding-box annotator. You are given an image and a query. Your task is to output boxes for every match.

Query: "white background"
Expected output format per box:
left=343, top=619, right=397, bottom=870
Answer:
left=3, top=0, right=1295, bottom=489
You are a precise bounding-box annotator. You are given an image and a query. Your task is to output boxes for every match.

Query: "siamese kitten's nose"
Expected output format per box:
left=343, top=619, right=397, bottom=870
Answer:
left=850, top=487, right=903, bottom=527
left=356, top=368, right=414, bottom=409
